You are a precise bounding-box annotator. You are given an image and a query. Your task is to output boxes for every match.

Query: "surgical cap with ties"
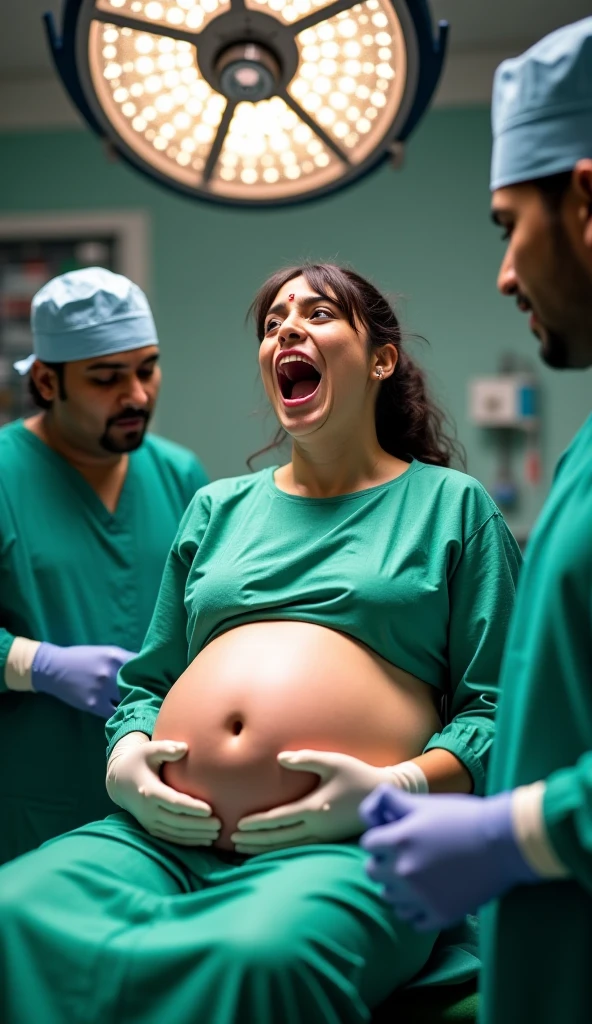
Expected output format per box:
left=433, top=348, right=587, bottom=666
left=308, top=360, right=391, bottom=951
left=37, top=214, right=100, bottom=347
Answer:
left=14, top=266, right=158, bottom=375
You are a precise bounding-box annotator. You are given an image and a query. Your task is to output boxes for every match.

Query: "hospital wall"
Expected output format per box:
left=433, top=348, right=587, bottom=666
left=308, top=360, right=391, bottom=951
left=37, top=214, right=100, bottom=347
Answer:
left=1, top=107, right=590, bottom=540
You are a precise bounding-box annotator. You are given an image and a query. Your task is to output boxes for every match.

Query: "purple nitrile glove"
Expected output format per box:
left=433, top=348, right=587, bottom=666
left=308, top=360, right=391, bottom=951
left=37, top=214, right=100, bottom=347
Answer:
left=32, top=642, right=136, bottom=719
left=359, top=784, right=540, bottom=932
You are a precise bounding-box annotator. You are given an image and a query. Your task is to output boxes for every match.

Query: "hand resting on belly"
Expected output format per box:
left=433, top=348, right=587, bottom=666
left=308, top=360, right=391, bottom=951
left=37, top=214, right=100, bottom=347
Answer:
left=153, top=621, right=441, bottom=850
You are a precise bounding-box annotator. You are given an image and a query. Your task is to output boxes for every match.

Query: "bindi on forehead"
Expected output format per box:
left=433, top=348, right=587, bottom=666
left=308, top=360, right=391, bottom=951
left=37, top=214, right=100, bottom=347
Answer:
left=266, top=290, right=337, bottom=321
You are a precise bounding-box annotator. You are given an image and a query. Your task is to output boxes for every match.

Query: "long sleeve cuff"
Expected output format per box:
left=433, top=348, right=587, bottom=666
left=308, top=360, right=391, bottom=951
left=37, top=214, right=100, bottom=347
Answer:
left=106, top=713, right=160, bottom=760
left=423, top=720, right=492, bottom=796
left=511, top=781, right=570, bottom=879
left=5, top=637, right=41, bottom=692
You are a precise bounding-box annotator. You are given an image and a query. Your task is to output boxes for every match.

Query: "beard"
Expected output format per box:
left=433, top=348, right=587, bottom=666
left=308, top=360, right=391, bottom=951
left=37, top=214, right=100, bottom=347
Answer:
left=99, top=408, right=151, bottom=453
left=529, top=223, right=592, bottom=370
left=538, top=328, right=570, bottom=369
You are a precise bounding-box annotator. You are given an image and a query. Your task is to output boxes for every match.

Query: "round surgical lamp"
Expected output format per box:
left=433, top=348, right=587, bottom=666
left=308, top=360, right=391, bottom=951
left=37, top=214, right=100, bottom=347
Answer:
left=45, top=0, right=448, bottom=206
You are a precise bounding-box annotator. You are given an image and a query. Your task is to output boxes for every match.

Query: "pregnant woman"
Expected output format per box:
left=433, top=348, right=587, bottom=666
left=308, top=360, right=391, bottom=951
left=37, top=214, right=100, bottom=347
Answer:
left=0, top=264, right=520, bottom=1024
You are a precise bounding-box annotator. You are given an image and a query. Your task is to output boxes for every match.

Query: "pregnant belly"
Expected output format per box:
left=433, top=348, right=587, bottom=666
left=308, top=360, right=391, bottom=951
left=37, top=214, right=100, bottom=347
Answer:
left=153, top=621, right=441, bottom=849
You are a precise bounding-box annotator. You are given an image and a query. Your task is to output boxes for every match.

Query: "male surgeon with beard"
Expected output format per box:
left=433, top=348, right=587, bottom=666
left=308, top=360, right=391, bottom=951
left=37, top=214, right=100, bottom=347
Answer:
left=0, top=267, right=208, bottom=864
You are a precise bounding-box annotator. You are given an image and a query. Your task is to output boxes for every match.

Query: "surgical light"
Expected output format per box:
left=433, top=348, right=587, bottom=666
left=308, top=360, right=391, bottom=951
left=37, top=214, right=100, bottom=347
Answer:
left=45, top=0, right=448, bottom=206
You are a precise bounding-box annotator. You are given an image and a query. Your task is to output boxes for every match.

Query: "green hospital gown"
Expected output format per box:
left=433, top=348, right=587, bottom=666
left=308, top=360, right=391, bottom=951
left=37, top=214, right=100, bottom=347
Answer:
left=0, top=459, right=520, bottom=1024
left=481, top=412, right=592, bottom=1024
left=0, top=420, right=208, bottom=863
left=108, top=460, right=521, bottom=792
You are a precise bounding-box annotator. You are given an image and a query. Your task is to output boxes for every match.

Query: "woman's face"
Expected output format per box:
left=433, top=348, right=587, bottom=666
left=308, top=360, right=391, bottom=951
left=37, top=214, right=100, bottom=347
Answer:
left=258, top=274, right=375, bottom=441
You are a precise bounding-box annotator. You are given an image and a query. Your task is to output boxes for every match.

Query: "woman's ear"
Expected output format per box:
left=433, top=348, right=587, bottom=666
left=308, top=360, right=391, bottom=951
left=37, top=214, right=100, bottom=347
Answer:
left=373, top=344, right=398, bottom=381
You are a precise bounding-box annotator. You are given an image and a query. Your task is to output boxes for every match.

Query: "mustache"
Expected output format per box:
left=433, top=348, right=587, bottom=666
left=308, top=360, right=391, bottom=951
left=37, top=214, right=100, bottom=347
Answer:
left=107, top=408, right=150, bottom=428
left=516, top=291, right=532, bottom=314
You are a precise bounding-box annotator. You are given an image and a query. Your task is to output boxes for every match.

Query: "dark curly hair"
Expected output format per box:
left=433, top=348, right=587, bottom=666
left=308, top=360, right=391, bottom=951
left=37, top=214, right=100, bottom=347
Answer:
left=248, top=263, right=465, bottom=470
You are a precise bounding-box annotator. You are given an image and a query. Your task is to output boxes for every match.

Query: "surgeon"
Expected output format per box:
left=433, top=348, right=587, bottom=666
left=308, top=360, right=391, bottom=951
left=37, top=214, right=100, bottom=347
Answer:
left=0, top=266, right=208, bottom=863
left=360, top=17, right=592, bottom=1024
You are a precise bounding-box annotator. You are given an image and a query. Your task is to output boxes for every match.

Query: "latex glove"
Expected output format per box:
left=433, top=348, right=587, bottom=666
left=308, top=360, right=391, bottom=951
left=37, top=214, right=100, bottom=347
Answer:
left=106, top=732, right=222, bottom=846
left=31, top=642, right=134, bottom=719
left=231, top=749, right=402, bottom=855
left=360, top=785, right=539, bottom=931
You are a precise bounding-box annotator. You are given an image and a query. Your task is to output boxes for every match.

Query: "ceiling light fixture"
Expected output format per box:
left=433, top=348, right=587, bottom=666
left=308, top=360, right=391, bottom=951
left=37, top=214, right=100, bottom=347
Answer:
left=45, top=0, right=448, bottom=206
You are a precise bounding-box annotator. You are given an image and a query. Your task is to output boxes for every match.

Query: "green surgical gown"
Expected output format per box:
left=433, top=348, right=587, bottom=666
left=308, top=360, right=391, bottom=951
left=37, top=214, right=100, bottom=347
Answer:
left=0, top=459, right=520, bottom=1021
left=108, top=460, right=521, bottom=794
left=102, top=459, right=520, bottom=993
left=0, top=420, right=208, bottom=864
left=481, top=412, right=592, bottom=1024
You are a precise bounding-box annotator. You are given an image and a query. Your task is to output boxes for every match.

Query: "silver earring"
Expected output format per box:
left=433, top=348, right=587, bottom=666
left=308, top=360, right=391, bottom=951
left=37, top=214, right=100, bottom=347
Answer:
left=375, top=366, right=384, bottom=379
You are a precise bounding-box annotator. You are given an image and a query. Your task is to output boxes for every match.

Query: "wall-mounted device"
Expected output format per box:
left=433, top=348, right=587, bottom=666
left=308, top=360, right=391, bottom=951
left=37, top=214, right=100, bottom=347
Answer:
left=468, top=357, right=541, bottom=515
left=469, top=374, right=538, bottom=430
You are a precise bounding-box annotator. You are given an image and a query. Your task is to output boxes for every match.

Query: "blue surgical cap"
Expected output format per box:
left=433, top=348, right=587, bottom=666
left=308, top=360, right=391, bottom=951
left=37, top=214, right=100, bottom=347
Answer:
left=14, top=267, right=158, bottom=375
left=491, top=17, right=592, bottom=192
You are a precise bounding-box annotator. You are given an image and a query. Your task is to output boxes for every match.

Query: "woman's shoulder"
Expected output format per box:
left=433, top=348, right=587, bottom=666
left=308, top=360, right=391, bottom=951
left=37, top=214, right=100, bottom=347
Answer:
left=174, top=470, right=269, bottom=553
left=411, top=461, right=501, bottom=535
left=414, top=461, right=495, bottom=498
left=183, top=468, right=270, bottom=515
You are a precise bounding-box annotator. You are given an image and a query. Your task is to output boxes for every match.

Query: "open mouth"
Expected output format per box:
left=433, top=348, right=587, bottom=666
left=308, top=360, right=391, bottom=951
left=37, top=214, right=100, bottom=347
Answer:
left=276, top=355, right=322, bottom=404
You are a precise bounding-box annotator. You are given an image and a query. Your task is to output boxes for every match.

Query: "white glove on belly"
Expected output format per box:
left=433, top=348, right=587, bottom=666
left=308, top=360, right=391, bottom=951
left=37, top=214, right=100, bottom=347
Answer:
left=231, top=749, right=428, bottom=854
left=106, top=731, right=222, bottom=846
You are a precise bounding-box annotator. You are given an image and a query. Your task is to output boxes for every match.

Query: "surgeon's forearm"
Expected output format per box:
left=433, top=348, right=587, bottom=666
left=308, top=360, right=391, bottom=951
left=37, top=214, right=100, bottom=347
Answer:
left=4, top=636, right=40, bottom=692
left=411, top=749, right=473, bottom=794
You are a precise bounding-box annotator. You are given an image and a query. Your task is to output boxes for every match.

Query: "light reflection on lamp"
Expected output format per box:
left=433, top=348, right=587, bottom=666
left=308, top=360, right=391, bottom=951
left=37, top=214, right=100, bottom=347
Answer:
left=44, top=0, right=448, bottom=206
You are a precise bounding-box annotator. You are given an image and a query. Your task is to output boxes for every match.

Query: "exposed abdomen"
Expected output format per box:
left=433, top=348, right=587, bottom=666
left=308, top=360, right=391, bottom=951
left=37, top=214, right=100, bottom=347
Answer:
left=153, top=621, right=440, bottom=849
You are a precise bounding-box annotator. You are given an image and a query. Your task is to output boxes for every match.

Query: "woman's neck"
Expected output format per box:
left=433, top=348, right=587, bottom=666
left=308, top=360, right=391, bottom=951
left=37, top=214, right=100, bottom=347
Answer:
left=275, top=434, right=410, bottom=498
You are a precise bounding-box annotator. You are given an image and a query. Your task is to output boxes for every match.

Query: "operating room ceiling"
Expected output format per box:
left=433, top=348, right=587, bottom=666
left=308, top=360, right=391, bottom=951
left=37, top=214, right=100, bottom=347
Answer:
left=2, top=0, right=591, bottom=75
left=429, top=0, right=592, bottom=51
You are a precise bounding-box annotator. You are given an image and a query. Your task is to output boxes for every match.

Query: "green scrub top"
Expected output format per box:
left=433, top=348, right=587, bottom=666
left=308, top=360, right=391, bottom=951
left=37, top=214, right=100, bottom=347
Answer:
left=107, top=460, right=521, bottom=797
left=0, top=420, right=208, bottom=864
left=482, top=413, right=592, bottom=1024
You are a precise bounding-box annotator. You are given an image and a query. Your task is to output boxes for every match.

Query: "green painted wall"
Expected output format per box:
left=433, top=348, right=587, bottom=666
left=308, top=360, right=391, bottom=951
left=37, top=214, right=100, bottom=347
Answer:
left=1, top=109, right=590, bottom=537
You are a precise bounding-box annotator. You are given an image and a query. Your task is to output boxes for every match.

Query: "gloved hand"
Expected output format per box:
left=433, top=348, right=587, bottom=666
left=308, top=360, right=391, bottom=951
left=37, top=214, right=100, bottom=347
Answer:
left=360, top=785, right=539, bottom=931
left=31, top=642, right=135, bottom=718
left=231, top=749, right=418, bottom=855
left=106, top=732, right=222, bottom=846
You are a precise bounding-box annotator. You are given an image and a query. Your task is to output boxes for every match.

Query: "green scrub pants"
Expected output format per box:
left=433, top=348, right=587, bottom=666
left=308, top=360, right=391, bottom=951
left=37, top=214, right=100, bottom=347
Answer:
left=0, top=812, right=436, bottom=1024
